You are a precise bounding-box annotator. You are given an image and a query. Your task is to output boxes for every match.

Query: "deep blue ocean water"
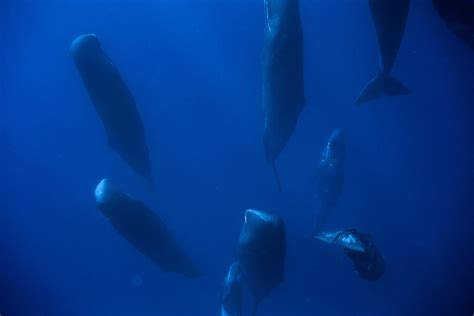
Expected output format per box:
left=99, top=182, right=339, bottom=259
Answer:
left=1, top=1, right=473, bottom=315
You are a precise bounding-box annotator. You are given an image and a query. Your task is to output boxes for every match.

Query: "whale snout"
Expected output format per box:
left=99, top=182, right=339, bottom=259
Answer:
left=95, top=178, right=117, bottom=207
left=70, top=34, right=105, bottom=67
left=244, top=209, right=275, bottom=225
left=244, top=209, right=257, bottom=224
left=70, top=34, right=99, bottom=54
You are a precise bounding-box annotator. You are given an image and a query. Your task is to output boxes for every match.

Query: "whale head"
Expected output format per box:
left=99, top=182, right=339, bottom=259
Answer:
left=94, top=178, right=119, bottom=208
left=243, top=209, right=285, bottom=239
left=70, top=34, right=106, bottom=66
left=244, top=209, right=274, bottom=226
left=70, top=34, right=101, bottom=53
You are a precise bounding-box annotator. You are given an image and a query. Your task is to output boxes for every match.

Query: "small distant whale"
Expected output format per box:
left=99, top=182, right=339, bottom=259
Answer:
left=221, top=262, right=243, bottom=316
left=262, top=0, right=305, bottom=191
left=432, top=0, right=474, bottom=50
left=356, top=0, right=412, bottom=105
left=94, top=178, right=200, bottom=278
left=313, top=130, right=345, bottom=233
left=70, top=34, right=154, bottom=188
left=236, top=209, right=286, bottom=315
left=315, top=229, right=385, bottom=281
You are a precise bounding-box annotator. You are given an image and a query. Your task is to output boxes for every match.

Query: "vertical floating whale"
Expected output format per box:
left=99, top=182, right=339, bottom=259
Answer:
left=237, top=209, right=286, bottom=315
left=262, top=0, right=305, bottom=191
left=313, top=130, right=345, bottom=233
left=94, top=178, right=200, bottom=278
left=70, top=34, right=154, bottom=187
left=356, top=0, right=412, bottom=105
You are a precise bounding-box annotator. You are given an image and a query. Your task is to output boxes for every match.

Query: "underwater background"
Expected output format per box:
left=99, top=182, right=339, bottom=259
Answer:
left=1, top=0, right=473, bottom=315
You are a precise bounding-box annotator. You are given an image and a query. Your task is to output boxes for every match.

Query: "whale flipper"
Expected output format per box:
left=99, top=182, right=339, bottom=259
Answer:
left=356, top=73, right=411, bottom=105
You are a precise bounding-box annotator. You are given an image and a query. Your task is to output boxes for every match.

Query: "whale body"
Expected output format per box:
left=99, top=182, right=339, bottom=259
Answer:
left=432, top=0, right=474, bottom=50
left=315, top=229, right=385, bottom=281
left=262, top=0, right=305, bottom=191
left=236, top=209, right=286, bottom=315
left=313, top=130, right=345, bottom=233
left=71, top=34, right=153, bottom=187
left=94, top=178, right=200, bottom=277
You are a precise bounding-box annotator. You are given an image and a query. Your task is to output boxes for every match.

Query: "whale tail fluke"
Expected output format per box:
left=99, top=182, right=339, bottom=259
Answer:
left=271, top=160, right=282, bottom=192
left=356, top=73, right=411, bottom=105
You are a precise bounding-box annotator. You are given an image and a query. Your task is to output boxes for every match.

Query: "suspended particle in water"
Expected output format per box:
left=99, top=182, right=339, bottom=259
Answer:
left=131, top=274, right=143, bottom=288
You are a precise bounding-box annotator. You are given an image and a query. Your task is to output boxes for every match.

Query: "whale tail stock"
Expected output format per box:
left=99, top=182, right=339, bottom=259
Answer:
left=271, top=160, right=282, bottom=192
left=356, top=72, right=411, bottom=105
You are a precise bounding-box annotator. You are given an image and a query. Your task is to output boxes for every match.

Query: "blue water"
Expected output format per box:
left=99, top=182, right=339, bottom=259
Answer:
left=1, top=1, right=473, bottom=315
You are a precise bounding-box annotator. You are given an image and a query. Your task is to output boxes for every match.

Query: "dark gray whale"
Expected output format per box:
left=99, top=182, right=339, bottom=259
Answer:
left=432, top=0, right=474, bottom=50
left=236, top=209, right=286, bottom=315
left=313, top=129, right=345, bottom=233
left=262, top=0, right=305, bottom=191
left=356, top=0, right=412, bottom=104
left=70, top=34, right=153, bottom=188
left=94, top=178, right=200, bottom=278
left=315, top=229, right=385, bottom=281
